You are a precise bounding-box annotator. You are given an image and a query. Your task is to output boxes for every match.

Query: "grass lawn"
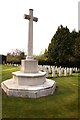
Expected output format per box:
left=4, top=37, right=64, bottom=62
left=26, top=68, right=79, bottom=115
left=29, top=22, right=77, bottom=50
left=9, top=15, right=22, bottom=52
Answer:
left=0, top=65, right=79, bottom=118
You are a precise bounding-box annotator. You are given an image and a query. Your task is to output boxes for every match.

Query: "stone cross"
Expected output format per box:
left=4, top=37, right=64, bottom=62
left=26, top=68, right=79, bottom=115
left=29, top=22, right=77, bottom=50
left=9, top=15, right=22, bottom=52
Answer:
left=24, top=9, right=38, bottom=59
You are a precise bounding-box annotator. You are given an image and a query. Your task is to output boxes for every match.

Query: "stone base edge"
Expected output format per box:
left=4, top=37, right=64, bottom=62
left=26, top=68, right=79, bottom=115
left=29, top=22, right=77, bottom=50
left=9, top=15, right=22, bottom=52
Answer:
left=1, top=79, right=56, bottom=98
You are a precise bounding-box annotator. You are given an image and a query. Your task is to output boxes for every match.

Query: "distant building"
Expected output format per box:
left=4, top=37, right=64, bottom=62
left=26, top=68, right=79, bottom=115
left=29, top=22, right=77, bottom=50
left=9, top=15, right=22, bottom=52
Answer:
left=0, top=55, right=6, bottom=64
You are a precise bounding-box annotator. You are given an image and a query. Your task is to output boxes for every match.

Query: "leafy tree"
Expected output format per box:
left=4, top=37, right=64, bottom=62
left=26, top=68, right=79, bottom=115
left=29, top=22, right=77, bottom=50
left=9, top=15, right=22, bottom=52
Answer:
left=7, top=49, right=26, bottom=64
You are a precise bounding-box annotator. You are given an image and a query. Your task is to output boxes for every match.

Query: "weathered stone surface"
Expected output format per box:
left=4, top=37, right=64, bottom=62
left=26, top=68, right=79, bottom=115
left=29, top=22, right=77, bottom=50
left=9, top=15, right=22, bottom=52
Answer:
left=24, top=9, right=38, bottom=58
left=12, top=71, right=46, bottom=86
left=21, top=59, right=38, bottom=73
left=1, top=79, right=56, bottom=98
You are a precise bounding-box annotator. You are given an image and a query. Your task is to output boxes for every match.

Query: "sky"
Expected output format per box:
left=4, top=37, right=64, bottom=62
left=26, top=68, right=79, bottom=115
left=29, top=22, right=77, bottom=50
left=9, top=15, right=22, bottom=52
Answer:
left=0, top=0, right=79, bottom=55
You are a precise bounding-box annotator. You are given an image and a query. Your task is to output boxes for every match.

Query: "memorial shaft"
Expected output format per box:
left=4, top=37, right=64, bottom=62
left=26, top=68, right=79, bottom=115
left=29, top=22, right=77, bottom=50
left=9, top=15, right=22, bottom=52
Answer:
left=28, top=9, right=33, bottom=57
left=24, top=9, right=38, bottom=59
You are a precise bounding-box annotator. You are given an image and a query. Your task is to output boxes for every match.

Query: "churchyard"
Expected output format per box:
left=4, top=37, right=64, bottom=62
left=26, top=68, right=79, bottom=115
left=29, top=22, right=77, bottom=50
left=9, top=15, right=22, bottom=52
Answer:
left=1, top=64, right=79, bottom=118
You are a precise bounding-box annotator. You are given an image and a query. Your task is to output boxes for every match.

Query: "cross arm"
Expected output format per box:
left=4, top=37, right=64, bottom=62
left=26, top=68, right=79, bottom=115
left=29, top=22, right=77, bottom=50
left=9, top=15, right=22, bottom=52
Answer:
left=24, top=14, right=38, bottom=22
left=33, top=17, right=38, bottom=22
left=24, top=14, right=30, bottom=20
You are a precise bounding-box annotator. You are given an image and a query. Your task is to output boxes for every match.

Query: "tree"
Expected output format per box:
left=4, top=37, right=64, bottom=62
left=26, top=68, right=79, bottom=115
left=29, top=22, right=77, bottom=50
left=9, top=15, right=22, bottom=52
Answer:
left=7, top=49, right=26, bottom=64
left=47, top=25, right=80, bottom=67
left=44, top=49, right=48, bottom=58
left=74, top=31, right=80, bottom=67
left=36, top=25, right=79, bottom=67
left=48, top=25, right=72, bottom=66
left=68, top=30, right=78, bottom=66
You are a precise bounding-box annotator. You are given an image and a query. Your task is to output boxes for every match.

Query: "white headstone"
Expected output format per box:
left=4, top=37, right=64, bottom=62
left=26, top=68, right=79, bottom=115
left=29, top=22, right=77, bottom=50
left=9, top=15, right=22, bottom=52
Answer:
left=46, top=67, right=49, bottom=77
left=67, top=67, right=69, bottom=74
left=73, top=67, right=75, bottom=72
left=61, top=68, right=64, bottom=74
left=69, top=68, right=72, bottom=75
left=52, top=66, right=55, bottom=77
left=38, top=65, right=42, bottom=71
left=57, top=67, right=59, bottom=74
left=48, top=66, right=52, bottom=73
left=75, top=67, right=78, bottom=72
left=64, top=68, right=67, bottom=76
left=59, top=68, right=62, bottom=77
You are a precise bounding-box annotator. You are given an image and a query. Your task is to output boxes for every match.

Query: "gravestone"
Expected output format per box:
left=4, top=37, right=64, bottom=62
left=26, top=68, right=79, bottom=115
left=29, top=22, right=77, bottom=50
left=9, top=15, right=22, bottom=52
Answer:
left=38, top=65, right=42, bottom=71
left=64, top=68, right=67, bottom=76
left=52, top=66, right=55, bottom=77
left=75, top=67, right=78, bottom=72
left=59, top=67, right=62, bottom=77
left=1, top=9, right=56, bottom=98
left=48, top=66, right=52, bottom=73
left=67, top=67, right=70, bottom=74
left=57, top=67, right=59, bottom=74
left=69, top=68, right=72, bottom=75
left=46, top=67, right=49, bottom=77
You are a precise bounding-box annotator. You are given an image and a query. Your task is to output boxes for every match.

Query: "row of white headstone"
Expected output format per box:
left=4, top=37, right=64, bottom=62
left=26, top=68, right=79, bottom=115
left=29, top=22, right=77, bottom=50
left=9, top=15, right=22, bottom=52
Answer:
left=5, top=63, right=79, bottom=77
left=38, top=65, right=79, bottom=77
left=5, top=63, right=19, bottom=66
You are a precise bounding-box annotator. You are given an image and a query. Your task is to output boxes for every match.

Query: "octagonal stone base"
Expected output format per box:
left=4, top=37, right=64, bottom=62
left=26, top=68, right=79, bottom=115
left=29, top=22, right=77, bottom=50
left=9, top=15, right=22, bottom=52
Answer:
left=12, top=71, right=46, bottom=86
left=1, top=79, right=56, bottom=98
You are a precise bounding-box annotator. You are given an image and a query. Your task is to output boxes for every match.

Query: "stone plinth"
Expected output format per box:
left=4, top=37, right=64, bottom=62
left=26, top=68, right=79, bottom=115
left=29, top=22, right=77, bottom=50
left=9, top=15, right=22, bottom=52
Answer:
left=1, top=58, right=56, bottom=98
left=12, top=71, right=46, bottom=86
left=1, top=79, right=56, bottom=98
left=21, top=59, right=38, bottom=73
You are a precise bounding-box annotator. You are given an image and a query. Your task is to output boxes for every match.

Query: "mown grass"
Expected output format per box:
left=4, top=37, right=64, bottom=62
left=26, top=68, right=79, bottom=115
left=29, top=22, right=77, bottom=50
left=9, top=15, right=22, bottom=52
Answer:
left=0, top=65, right=79, bottom=118
left=0, top=65, right=20, bottom=83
